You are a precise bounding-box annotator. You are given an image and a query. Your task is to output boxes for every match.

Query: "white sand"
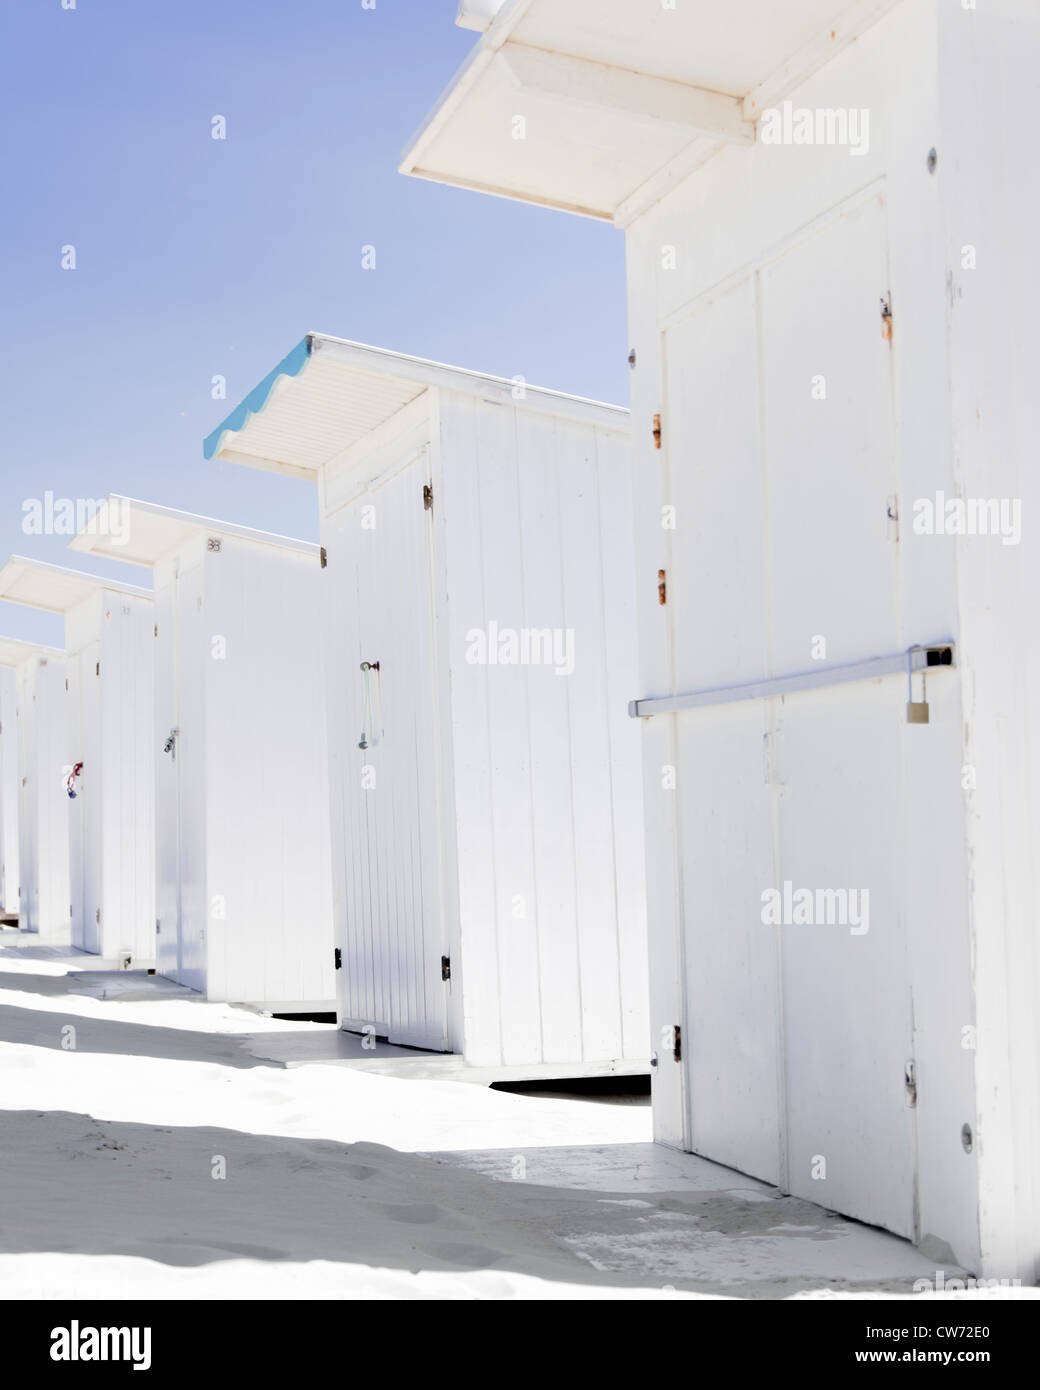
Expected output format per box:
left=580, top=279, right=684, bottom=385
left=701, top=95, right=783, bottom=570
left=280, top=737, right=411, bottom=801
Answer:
left=0, top=943, right=1033, bottom=1301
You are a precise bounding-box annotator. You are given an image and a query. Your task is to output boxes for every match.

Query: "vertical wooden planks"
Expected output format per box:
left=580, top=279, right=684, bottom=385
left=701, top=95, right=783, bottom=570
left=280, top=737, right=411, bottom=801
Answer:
left=439, top=396, right=501, bottom=1065
left=175, top=554, right=207, bottom=995
left=593, top=425, right=650, bottom=1060
left=556, top=419, right=625, bottom=1062
left=202, top=537, right=333, bottom=1008
left=513, top=410, right=582, bottom=1062
left=474, top=398, right=543, bottom=1067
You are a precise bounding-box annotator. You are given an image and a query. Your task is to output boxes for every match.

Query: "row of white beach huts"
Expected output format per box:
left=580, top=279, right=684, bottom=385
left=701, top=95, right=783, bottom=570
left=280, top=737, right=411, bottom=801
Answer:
left=0, top=343, right=649, bottom=1078
left=2, top=0, right=1035, bottom=1284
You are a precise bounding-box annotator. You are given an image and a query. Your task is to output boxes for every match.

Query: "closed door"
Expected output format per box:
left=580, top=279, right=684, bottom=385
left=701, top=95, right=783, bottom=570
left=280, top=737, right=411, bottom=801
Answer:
left=663, top=193, right=915, bottom=1238
left=325, top=449, right=447, bottom=1050
left=69, top=642, right=102, bottom=954
left=759, top=194, right=913, bottom=1237
left=154, top=574, right=181, bottom=981
left=171, top=562, right=206, bottom=991
left=16, top=668, right=37, bottom=931
left=664, top=275, right=783, bottom=1184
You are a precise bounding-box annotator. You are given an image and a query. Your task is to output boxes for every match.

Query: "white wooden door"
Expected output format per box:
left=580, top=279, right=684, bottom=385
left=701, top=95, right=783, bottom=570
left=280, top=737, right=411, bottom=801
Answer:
left=172, top=562, right=207, bottom=993
left=67, top=654, right=86, bottom=950
left=759, top=194, right=913, bottom=1237
left=326, top=449, right=447, bottom=1050
left=75, top=642, right=102, bottom=954
left=663, top=276, right=783, bottom=1184
left=154, top=575, right=181, bottom=981
left=663, top=193, right=915, bottom=1237
left=16, top=668, right=36, bottom=931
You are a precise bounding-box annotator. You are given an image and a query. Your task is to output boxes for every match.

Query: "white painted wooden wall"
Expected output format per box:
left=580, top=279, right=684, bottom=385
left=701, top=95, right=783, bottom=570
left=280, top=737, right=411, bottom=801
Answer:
left=153, top=534, right=335, bottom=1009
left=0, top=670, right=19, bottom=913
left=320, top=387, right=648, bottom=1069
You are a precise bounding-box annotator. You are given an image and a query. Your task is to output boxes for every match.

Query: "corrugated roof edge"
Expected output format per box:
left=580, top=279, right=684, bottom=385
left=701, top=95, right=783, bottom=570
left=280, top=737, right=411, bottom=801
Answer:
left=203, top=335, right=312, bottom=461
left=205, top=330, right=630, bottom=466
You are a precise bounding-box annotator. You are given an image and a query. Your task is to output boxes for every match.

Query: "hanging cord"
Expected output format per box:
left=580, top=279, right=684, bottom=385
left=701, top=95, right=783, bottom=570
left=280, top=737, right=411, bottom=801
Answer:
left=358, top=661, right=381, bottom=750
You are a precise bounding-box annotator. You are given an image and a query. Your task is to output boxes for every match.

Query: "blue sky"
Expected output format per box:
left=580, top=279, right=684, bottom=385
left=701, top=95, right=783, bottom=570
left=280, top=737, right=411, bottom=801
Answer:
left=0, top=0, right=626, bottom=646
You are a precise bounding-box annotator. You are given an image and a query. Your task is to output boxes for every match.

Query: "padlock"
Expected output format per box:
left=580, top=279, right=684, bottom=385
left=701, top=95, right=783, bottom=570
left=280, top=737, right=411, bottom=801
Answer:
left=906, top=647, right=929, bottom=724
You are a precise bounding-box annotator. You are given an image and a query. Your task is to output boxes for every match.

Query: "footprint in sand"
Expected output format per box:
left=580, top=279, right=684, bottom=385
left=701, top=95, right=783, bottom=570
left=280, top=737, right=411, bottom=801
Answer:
left=380, top=1203, right=443, bottom=1225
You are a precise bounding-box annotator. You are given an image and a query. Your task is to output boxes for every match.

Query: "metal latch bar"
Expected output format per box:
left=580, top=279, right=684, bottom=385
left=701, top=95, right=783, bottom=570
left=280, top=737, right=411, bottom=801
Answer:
left=628, top=643, right=955, bottom=720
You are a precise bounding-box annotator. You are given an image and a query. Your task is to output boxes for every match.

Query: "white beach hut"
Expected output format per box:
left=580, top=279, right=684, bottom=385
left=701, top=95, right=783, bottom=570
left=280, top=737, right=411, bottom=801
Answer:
left=71, top=498, right=335, bottom=1012
left=0, top=666, right=20, bottom=917
left=0, top=558, right=155, bottom=963
left=205, top=334, right=648, bottom=1073
left=406, top=0, right=1040, bottom=1278
left=0, top=638, right=71, bottom=939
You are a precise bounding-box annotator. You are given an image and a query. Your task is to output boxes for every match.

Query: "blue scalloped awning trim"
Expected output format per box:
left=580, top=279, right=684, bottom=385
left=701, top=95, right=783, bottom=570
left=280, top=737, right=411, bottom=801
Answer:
left=203, top=335, right=312, bottom=460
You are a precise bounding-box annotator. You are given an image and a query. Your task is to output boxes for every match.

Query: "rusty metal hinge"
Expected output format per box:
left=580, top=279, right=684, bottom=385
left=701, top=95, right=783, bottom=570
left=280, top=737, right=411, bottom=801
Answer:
left=423, top=484, right=434, bottom=512
left=95, top=662, right=100, bottom=677
left=652, top=413, right=662, bottom=449
left=673, top=1025, right=682, bottom=1063
left=658, top=569, right=667, bottom=605
left=320, top=546, right=327, bottom=569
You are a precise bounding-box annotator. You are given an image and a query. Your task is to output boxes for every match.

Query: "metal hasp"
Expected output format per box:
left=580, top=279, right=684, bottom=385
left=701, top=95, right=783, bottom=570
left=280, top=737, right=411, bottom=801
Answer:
left=906, top=643, right=931, bottom=724
left=628, top=643, right=956, bottom=719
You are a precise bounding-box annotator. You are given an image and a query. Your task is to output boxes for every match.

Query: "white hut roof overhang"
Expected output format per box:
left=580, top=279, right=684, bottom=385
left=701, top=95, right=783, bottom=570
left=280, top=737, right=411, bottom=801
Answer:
left=204, top=332, right=627, bottom=474
left=0, top=558, right=152, bottom=614
left=403, top=0, right=901, bottom=224
left=69, top=496, right=318, bottom=567
left=0, top=637, right=65, bottom=669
